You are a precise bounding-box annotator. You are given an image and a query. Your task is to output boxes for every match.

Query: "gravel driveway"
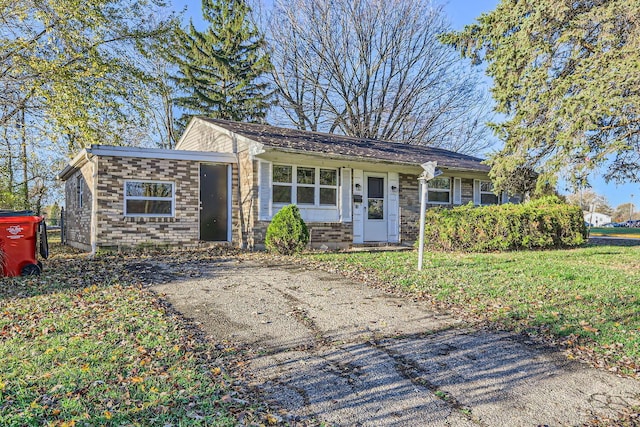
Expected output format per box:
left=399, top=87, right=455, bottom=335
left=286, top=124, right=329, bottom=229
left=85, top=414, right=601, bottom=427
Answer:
left=152, top=256, right=640, bottom=426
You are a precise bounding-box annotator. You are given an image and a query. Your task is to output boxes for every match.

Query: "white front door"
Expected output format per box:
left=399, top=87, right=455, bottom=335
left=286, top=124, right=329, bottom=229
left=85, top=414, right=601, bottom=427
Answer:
left=364, top=173, right=388, bottom=242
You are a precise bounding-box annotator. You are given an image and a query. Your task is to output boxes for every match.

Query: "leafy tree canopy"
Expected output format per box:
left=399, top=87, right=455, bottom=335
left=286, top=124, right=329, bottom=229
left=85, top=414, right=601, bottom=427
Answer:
left=442, top=0, right=640, bottom=192
left=1, top=0, right=178, bottom=154
left=0, top=0, right=178, bottom=211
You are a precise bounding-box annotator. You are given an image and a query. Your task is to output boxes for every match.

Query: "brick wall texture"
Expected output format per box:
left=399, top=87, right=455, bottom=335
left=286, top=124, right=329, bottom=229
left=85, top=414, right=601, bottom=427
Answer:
left=63, top=154, right=487, bottom=251
left=65, top=155, right=239, bottom=251
left=63, top=162, right=94, bottom=251
left=398, top=175, right=475, bottom=243
left=252, top=220, right=353, bottom=250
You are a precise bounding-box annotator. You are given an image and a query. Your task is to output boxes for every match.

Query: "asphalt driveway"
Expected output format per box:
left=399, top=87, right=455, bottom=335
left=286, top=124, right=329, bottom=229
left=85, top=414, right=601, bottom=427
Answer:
left=153, top=256, right=640, bottom=426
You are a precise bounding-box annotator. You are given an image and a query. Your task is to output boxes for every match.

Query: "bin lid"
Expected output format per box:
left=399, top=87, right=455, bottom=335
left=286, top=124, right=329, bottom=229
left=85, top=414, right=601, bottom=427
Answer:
left=0, top=210, right=36, bottom=217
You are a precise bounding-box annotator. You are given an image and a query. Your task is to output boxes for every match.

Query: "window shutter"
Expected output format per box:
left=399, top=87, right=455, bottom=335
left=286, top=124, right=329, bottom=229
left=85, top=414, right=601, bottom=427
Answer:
left=387, top=172, right=400, bottom=243
left=473, top=179, right=480, bottom=205
left=259, top=161, right=272, bottom=220
left=340, top=168, right=352, bottom=222
left=453, top=178, right=462, bottom=205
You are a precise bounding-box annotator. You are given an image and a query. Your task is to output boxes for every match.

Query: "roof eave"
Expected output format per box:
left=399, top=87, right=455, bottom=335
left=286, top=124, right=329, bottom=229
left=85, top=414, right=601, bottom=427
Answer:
left=57, top=149, right=90, bottom=181
left=261, top=146, right=490, bottom=173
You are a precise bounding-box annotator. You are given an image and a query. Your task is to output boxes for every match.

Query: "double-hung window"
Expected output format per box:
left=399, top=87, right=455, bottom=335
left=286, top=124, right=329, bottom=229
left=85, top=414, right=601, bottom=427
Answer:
left=272, top=165, right=338, bottom=206
left=296, top=167, right=315, bottom=204
left=124, top=181, right=175, bottom=217
left=427, top=177, right=451, bottom=204
left=479, top=180, right=499, bottom=205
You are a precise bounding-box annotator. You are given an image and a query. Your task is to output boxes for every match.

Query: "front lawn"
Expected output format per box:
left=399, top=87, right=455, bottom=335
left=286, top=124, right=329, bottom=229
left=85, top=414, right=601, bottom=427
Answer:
left=589, top=227, right=640, bottom=237
left=305, top=245, right=640, bottom=375
left=0, top=244, right=274, bottom=426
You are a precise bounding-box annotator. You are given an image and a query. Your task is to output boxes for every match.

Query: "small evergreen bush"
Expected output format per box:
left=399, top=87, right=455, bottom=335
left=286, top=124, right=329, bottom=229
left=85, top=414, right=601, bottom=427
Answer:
left=420, top=196, right=587, bottom=252
left=265, top=204, right=309, bottom=255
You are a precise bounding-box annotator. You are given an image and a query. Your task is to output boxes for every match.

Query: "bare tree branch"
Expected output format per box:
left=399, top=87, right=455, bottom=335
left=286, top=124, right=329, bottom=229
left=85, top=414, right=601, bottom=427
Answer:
left=266, top=0, right=495, bottom=154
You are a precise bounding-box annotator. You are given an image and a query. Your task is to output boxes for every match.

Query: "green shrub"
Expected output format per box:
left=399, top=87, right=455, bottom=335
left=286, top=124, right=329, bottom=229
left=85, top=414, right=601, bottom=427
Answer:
left=265, top=204, right=309, bottom=254
left=420, top=196, right=587, bottom=252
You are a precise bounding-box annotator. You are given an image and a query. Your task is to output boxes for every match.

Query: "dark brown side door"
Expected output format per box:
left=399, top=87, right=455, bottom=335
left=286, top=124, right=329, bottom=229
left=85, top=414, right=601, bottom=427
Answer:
left=200, top=164, right=228, bottom=241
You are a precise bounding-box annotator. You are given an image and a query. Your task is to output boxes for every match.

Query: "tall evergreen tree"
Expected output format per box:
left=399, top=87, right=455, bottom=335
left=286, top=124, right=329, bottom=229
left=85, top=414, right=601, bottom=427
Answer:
left=169, top=0, right=272, bottom=127
left=442, top=0, right=640, bottom=192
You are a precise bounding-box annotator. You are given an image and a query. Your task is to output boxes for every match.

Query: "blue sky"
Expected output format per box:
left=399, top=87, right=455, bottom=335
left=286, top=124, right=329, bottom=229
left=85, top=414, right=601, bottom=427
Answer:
left=173, top=0, right=638, bottom=209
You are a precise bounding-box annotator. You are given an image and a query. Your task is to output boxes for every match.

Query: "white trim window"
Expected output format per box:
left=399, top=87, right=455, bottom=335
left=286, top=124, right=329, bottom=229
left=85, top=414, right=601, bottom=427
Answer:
left=124, top=180, right=175, bottom=217
left=479, top=180, right=499, bottom=205
left=272, top=164, right=338, bottom=206
left=427, top=177, right=451, bottom=204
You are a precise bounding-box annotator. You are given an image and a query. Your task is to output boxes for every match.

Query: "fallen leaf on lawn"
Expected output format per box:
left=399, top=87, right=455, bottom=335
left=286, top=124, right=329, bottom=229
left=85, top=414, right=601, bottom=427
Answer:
left=265, top=413, right=282, bottom=425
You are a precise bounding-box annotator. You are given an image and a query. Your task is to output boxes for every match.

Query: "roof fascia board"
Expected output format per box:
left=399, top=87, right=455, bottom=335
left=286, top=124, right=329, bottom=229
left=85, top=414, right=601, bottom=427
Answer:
left=57, top=149, right=90, bottom=181
left=87, top=145, right=237, bottom=163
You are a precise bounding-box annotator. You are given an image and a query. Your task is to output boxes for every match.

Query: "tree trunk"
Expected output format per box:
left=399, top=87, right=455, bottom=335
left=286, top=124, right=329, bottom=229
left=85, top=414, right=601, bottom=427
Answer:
left=20, top=108, right=28, bottom=210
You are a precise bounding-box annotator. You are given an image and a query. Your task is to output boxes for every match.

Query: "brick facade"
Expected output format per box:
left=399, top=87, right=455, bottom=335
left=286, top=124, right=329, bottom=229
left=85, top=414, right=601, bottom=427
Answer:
left=63, top=162, right=94, bottom=251
left=63, top=150, right=489, bottom=251
left=399, top=173, right=420, bottom=243
left=64, top=155, right=239, bottom=251
left=95, top=157, right=201, bottom=249
left=398, top=175, right=477, bottom=244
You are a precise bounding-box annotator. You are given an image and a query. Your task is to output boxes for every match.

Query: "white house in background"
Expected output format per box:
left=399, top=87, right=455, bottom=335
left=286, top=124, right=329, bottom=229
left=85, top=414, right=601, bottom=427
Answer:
left=583, top=211, right=611, bottom=226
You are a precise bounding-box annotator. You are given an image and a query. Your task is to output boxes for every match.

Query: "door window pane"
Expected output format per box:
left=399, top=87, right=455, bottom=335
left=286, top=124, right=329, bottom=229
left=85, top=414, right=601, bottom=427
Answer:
left=368, top=177, right=384, bottom=198
left=368, top=199, right=384, bottom=219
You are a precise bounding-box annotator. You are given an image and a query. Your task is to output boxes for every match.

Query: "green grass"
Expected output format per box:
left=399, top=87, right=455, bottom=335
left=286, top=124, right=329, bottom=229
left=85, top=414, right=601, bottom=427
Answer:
left=306, top=246, right=640, bottom=371
left=589, top=227, right=640, bottom=237
left=0, top=245, right=268, bottom=426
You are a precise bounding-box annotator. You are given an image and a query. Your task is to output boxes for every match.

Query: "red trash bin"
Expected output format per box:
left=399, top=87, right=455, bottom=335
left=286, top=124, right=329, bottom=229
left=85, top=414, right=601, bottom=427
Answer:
left=0, top=210, right=49, bottom=277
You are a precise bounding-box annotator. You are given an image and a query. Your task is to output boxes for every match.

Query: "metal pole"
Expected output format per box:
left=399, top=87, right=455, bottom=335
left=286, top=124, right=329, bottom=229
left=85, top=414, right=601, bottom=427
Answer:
left=418, top=175, right=428, bottom=271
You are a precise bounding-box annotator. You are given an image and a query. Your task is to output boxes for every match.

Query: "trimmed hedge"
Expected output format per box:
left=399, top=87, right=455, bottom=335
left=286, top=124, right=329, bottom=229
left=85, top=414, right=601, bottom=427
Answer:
left=420, top=196, right=587, bottom=252
left=265, top=204, right=309, bottom=255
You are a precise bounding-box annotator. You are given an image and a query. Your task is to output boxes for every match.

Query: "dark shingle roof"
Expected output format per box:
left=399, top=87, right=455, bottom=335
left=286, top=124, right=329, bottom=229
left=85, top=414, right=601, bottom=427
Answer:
left=200, top=117, right=489, bottom=172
